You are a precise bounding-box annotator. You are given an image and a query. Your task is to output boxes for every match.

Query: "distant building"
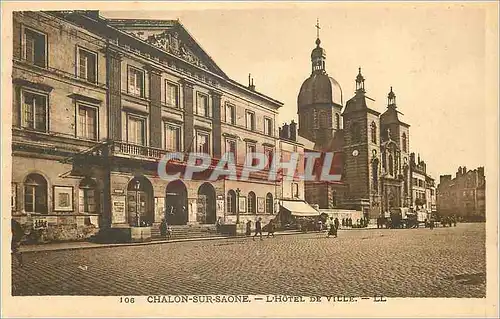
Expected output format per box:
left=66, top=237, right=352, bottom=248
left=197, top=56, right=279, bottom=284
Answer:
left=410, top=153, right=436, bottom=214
left=437, top=167, right=485, bottom=221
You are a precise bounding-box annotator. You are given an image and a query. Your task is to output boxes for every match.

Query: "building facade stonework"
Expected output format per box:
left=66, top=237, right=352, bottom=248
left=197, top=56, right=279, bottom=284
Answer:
left=11, top=11, right=288, bottom=241
left=298, top=33, right=413, bottom=221
left=437, top=167, right=485, bottom=221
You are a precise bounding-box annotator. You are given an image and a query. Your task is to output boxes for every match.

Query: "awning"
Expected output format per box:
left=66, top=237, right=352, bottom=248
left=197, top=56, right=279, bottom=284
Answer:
left=280, top=200, right=319, bottom=217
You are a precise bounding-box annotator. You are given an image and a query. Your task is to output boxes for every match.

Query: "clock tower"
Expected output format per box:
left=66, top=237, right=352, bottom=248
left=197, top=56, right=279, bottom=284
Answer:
left=342, top=68, right=382, bottom=219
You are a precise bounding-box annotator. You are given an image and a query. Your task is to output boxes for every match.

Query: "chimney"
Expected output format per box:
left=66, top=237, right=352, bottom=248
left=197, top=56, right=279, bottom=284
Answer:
left=463, top=166, right=467, bottom=175
left=283, top=123, right=290, bottom=140
left=290, top=120, right=297, bottom=141
left=248, top=73, right=255, bottom=91
left=478, top=167, right=484, bottom=178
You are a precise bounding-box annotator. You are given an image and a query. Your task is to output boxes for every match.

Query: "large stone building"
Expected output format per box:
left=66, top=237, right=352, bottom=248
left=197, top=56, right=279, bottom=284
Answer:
left=437, top=166, right=485, bottom=221
left=298, top=31, right=412, bottom=221
left=11, top=11, right=292, bottom=241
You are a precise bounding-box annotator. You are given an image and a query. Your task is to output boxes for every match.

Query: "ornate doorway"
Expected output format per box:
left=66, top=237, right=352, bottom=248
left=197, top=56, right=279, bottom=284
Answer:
left=165, top=180, right=188, bottom=225
left=197, top=182, right=216, bottom=224
left=127, top=176, right=153, bottom=226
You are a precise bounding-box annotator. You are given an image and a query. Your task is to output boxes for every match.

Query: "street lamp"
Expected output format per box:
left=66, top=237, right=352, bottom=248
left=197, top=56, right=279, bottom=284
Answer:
left=235, top=188, right=241, bottom=224
left=134, top=180, right=141, bottom=227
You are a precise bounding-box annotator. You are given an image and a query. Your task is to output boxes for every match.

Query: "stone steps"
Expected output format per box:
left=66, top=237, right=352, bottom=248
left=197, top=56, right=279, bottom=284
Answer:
left=151, top=225, right=221, bottom=240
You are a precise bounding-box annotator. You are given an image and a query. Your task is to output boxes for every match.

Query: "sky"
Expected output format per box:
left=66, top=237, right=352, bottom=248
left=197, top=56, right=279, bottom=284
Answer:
left=101, top=2, right=496, bottom=180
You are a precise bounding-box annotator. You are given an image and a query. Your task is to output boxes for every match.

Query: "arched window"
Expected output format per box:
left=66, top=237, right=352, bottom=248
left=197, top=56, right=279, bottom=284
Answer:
left=388, top=154, right=394, bottom=176
left=79, top=178, right=97, bottom=213
left=350, top=122, right=361, bottom=143
left=370, top=122, right=377, bottom=144
left=372, top=159, right=379, bottom=191
left=227, top=190, right=236, bottom=214
left=24, top=173, right=48, bottom=213
left=402, top=133, right=407, bottom=152
left=248, top=191, right=256, bottom=214
left=266, top=193, right=273, bottom=214
left=335, top=114, right=340, bottom=130
left=382, top=151, right=387, bottom=171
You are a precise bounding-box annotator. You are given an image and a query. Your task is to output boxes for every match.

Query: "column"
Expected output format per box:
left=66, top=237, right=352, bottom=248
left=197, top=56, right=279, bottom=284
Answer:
left=148, top=66, right=162, bottom=148
left=211, top=91, right=222, bottom=158
left=182, top=80, right=195, bottom=152
left=106, top=47, right=122, bottom=141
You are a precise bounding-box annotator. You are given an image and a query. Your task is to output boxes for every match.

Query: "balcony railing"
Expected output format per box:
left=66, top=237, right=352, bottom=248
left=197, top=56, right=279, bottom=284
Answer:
left=111, top=141, right=169, bottom=160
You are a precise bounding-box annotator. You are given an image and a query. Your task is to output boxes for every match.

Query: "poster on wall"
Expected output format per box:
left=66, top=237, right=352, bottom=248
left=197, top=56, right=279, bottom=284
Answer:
left=53, top=186, right=74, bottom=211
left=154, top=197, right=165, bottom=223
left=257, top=197, right=265, bottom=213
left=238, top=196, right=246, bottom=213
left=111, top=195, right=126, bottom=224
left=216, top=199, right=224, bottom=214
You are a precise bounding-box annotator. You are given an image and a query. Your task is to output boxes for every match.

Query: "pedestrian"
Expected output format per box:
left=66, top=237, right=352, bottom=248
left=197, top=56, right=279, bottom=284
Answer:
left=327, top=217, right=335, bottom=238
left=348, top=217, right=352, bottom=228
left=159, top=218, right=167, bottom=237
left=216, top=217, right=222, bottom=233
left=453, top=215, right=457, bottom=227
left=342, top=218, right=346, bottom=227
left=11, top=218, right=24, bottom=267
left=246, top=220, right=252, bottom=236
left=253, top=217, right=263, bottom=241
left=267, top=219, right=275, bottom=238
left=334, top=217, right=340, bottom=230
left=430, top=218, right=435, bottom=230
left=317, top=219, right=323, bottom=232
left=448, top=216, right=452, bottom=228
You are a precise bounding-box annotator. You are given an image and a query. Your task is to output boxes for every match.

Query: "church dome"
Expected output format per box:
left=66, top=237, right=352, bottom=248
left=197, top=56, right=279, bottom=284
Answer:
left=298, top=73, right=343, bottom=106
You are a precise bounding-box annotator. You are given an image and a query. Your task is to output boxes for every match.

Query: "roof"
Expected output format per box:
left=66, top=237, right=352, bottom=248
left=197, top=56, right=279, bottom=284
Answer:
left=298, top=73, right=343, bottom=107
left=280, top=200, right=319, bottom=216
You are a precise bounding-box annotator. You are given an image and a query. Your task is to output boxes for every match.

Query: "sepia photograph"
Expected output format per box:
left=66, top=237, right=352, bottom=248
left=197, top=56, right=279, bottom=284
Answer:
left=1, top=1, right=498, bottom=318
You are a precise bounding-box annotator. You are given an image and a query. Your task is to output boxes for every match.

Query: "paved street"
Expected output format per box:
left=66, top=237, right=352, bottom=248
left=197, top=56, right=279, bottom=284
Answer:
left=12, top=223, right=485, bottom=297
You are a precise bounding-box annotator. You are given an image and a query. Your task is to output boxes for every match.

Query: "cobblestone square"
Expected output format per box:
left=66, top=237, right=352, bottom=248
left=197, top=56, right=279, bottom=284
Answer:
left=12, top=223, right=485, bottom=297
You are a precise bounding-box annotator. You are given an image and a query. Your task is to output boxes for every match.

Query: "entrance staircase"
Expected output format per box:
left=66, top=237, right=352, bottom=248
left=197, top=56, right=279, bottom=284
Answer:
left=151, top=224, right=221, bottom=241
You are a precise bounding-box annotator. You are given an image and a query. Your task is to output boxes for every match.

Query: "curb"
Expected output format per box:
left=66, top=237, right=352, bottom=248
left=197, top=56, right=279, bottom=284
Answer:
left=19, top=227, right=379, bottom=254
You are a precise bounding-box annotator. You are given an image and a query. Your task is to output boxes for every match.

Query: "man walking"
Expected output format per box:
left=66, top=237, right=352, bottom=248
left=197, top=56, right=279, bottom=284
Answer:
left=327, top=217, right=336, bottom=238
left=11, top=218, right=24, bottom=267
left=253, top=217, right=263, bottom=241
left=267, top=219, right=275, bottom=238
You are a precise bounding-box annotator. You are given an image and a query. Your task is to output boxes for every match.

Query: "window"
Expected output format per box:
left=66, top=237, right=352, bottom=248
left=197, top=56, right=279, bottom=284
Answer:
left=313, top=109, right=319, bottom=129
left=24, top=173, right=48, bottom=213
left=266, top=193, right=273, bottom=214
left=370, top=122, right=377, bottom=144
left=225, top=138, right=237, bottom=163
left=248, top=191, right=256, bottom=214
left=79, top=178, right=97, bottom=214
left=128, top=67, right=144, bottom=97
left=246, top=143, right=256, bottom=156
left=23, top=27, right=47, bottom=67
left=264, top=118, right=273, bottom=136
left=350, top=122, right=361, bottom=143
left=77, top=48, right=97, bottom=83
left=166, top=82, right=180, bottom=108
left=372, top=159, right=379, bottom=191
left=319, top=111, right=328, bottom=128
left=11, top=183, right=17, bottom=210
left=388, top=154, right=394, bottom=176
left=78, top=104, right=97, bottom=140
left=197, top=93, right=209, bottom=117
left=227, top=190, right=236, bottom=214
left=246, top=111, right=255, bottom=131
left=335, top=114, right=340, bottom=130
left=127, top=116, right=146, bottom=145
left=292, top=183, right=299, bottom=198
left=332, top=191, right=337, bottom=207
left=226, top=103, right=236, bottom=125
left=402, top=133, right=407, bottom=152
left=196, top=132, right=210, bottom=154
left=21, top=90, right=47, bottom=132
left=165, top=123, right=181, bottom=151
left=264, top=147, right=274, bottom=169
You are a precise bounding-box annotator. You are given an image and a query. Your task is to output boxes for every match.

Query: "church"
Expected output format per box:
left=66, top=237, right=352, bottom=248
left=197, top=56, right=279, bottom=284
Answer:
left=298, top=27, right=412, bottom=222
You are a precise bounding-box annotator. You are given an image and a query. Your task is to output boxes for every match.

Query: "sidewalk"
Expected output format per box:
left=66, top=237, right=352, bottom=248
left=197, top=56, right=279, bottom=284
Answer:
left=19, top=226, right=378, bottom=254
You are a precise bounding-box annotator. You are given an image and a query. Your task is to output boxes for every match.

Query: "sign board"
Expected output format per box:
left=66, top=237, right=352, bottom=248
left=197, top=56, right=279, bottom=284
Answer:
left=33, top=218, right=48, bottom=230
left=111, top=195, right=126, bottom=223
left=216, top=199, right=224, bottom=214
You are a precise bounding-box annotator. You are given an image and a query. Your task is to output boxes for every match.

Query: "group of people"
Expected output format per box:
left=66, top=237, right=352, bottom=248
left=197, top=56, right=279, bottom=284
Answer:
left=246, top=218, right=275, bottom=240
